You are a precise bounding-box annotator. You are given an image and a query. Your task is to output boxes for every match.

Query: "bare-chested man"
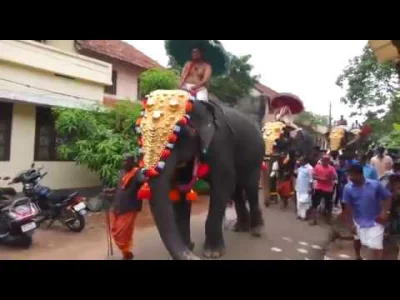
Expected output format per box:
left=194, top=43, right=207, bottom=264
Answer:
left=180, top=46, right=212, bottom=101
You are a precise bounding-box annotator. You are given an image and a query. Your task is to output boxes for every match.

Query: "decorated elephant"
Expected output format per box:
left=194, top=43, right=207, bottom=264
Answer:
left=326, top=125, right=372, bottom=158
left=260, top=121, right=316, bottom=207
left=135, top=90, right=265, bottom=260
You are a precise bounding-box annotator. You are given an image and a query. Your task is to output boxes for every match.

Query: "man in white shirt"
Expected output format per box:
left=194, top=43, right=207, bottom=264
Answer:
left=295, top=157, right=313, bottom=220
left=371, top=146, right=393, bottom=179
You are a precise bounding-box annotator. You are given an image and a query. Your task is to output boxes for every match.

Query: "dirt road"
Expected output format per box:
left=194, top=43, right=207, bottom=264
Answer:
left=0, top=197, right=332, bottom=260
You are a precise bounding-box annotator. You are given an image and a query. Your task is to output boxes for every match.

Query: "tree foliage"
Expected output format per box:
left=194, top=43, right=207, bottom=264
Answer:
left=336, top=44, right=400, bottom=143
left=139, top=68, right=180, bottom=98
left=208, top=53, right=259, bottom=106
left=295, top=110, right=329, bottom=128
left=54, top=102, right=142, bottom=187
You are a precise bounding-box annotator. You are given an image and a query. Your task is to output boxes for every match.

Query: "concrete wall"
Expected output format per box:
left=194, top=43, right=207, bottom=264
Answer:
left=81, top=51, right=144, bottom=101
left=0, top=102, right=100, bottom=192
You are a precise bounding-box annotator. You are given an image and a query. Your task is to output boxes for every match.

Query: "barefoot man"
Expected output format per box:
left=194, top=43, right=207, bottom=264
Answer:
left=180, top=46, right=212, bottom=101
left=106, top=154, right=146, bottom=260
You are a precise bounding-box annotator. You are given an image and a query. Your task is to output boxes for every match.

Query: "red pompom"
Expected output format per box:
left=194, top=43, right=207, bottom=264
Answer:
left=261, top=161, right=267, bottom=171
left=136, top=118, right=141, bottom=126
left=139, top=160, right=144, bottom=168
left=168, top=134, right=178, bottom=143
left=185, top=101, right=193, bottom=113
left=360, top=124, right=373, bottom=136
left=138, top=182, right=151, bottom=200
left=179, top=117, right=188, bottom=125
left=196, top=163, right=210, bottom=178
left=146, top=168, right=159, bottom=177
left=142, top=99, right=147, bottom=108
left=169, top=190, right=180, bottom=202
left=161, top=149, right=171, bottom=159
left=138, top=137, right=143, bottom=147
left=186, top=190, right=198, bottom=201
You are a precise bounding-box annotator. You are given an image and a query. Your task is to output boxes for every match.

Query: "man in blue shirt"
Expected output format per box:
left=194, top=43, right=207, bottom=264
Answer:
left=343, top=164, right=392, bottom=260
left=360, top=154, right=378, bottom=180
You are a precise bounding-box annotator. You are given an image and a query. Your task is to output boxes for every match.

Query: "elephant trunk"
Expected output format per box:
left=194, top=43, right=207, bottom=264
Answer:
left=148, top=151, right=200, bottom=260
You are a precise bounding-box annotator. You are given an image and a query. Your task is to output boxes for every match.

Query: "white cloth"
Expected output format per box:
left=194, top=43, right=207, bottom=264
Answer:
left=183, top=83, right=208, bottom=101
left=296, top=192, right=311, bottom=219
left=353, top=222, right=384, bottom=250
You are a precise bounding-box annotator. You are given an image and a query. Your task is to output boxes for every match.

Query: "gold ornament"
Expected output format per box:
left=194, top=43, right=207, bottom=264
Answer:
left=262, top=121, right=287, bottom=156
left=140, top=90, right=189, bottom=169
left=329, top=126, right=346, bottom=151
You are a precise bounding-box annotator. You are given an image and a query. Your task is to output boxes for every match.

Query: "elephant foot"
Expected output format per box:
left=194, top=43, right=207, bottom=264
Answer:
left=232, top=220, right=250, bottom=232
left=203, top=247, right=226, bottom=259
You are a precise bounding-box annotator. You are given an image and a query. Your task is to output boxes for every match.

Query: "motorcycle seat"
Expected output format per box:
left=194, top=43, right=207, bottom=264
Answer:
left=47, top=191, right=79, bottom=204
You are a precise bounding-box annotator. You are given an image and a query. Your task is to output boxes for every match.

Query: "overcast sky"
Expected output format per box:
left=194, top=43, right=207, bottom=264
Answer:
left=126, top=40, right=367, bottom=121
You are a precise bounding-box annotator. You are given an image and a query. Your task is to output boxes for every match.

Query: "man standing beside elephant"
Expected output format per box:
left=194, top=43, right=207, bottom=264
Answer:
left=371, top=146, right=393, bottom=179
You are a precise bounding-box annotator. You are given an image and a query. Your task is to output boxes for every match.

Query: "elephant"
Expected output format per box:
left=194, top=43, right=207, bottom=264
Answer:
left=260, top=121, right=316, bottom=207
left=326, top=126, right=372, bottom=158
left=136, top=90, right=265, bottom=260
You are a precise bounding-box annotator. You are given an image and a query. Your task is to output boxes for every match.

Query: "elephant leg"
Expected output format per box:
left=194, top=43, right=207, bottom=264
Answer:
left=232, top=185, right=250, bottom=233
left=204, top=175, right=235, bottom=259
left=244, top=171, right=264, bottom=237
left=172, top=195, right=194, bottom=251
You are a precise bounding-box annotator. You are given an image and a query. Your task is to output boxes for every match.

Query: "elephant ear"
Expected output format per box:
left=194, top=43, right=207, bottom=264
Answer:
left=191, top=101, right=218, bottom=154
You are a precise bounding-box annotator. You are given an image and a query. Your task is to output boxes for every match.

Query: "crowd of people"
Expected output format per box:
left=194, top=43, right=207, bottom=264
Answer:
left=290, top=146, right=400, bottom=260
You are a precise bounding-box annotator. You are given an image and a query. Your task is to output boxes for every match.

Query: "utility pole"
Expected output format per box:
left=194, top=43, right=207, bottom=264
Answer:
left=328, top=100, right=332, bottom=131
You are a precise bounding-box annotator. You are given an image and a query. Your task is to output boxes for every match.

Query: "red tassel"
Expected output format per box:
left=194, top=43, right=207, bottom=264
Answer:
left=261, top=161, right=267, bottom=171
left=138, top=137, right=143, bottom=147
left=138, top=182, right=151, bottom=200
left=161, top=149, right=171, bottom=159
left=136, top=118, right=141, bottom=126
left=139, top=160, right=144, bottom=168
left=185, top=101, right=193, bottom=113
left=146, top=168, right=159, bottom=177
left=142, top=99, right=147, bottom=108
left=169, top=190, right=180, bottom=202
left=196, top=163, right=210, bottom=178
left=186, top=190, right=198, bottom=201
left=168, top=134, right=178, bottom=143
left=179, top=117, right=188, bottom=126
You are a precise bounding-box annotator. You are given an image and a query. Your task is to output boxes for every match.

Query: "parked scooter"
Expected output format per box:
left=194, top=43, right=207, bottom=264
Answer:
left=0, top=177, right=17, bottom=201
left=8, top=163, right=88, bottom=232
left=0, top=195, right=39, bottom=248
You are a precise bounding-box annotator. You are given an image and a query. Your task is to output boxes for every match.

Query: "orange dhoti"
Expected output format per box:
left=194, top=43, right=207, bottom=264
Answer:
left=109, top=210, right=138, bottom=259
left=277, top=180, right=292, bottom=199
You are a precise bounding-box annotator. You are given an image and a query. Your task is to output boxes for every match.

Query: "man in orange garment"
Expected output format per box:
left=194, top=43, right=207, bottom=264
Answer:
left=106, top=154, right=146, bottom=260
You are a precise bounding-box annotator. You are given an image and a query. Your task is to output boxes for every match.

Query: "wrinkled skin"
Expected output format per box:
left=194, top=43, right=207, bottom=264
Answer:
left=144, top=94, right=265, bottom=260
left=260, top=121, right=316, bottom=206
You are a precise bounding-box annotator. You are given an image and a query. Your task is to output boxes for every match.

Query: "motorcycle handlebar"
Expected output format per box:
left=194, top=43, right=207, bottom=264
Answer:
left=41, top=172, right=48, bottom=178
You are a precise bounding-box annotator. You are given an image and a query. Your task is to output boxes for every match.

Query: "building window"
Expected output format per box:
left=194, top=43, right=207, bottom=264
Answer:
left=34, top=107, right=67, bottom=161
left=0, top=102, right=13, bottom=161
left=105, top=70, right=117, bottom=95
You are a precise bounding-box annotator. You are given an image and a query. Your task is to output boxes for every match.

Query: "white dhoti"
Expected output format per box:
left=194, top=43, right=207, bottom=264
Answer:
left=183, top=83, right=208, bottom=101
left=353, top=221, right=384, bottom=250
left=296, top=192, right=311, bottom=219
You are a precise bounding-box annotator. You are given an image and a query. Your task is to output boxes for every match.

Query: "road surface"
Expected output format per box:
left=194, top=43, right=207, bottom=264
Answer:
left=0, top=199, right=333, bottom=260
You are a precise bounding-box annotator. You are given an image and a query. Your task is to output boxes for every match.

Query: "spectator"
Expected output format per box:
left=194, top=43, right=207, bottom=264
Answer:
left=309, top=155, right=337, bottom=226
left=359, top=154, right=378, bottom=180
left=334, top=155, right=347, bottom=210
left=371, top=146, right=394, bottom=179
left=295, top=157, right=313, bottom=221
left=343, top=163, right=392, bottom=260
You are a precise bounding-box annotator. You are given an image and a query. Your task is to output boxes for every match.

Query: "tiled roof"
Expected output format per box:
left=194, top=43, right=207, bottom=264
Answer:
left=254, top=83, right=279, bottom=98
left=76, top=40, right=163, bottom=70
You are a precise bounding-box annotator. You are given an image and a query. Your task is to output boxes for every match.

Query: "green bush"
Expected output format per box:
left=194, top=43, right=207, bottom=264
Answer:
left=139, top=68, right=180, bottom=98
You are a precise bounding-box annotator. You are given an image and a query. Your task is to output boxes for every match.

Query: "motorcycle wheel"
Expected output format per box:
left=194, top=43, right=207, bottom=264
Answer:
left=19, top=234, right=33, bottom=249
left=63, top=209, right=85, bottom=232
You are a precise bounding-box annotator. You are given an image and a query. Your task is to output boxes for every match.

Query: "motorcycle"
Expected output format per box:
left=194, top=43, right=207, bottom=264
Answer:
left=8, top=163, right=88, bottom=232
left=0, top=176, right=17, bottom=201
left=0, top=195, right=39, bottom=248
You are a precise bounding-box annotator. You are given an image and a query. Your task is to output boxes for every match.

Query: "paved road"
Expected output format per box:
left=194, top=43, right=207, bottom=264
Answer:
left=0, top=200, right=332, bottom=260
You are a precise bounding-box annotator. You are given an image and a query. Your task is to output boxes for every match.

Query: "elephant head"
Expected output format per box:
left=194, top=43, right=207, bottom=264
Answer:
left=326, top=126, right=362, bottom=152
left=136, top=90, right=217, bottom=260
left=262, top=121, right=293, bottom=157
